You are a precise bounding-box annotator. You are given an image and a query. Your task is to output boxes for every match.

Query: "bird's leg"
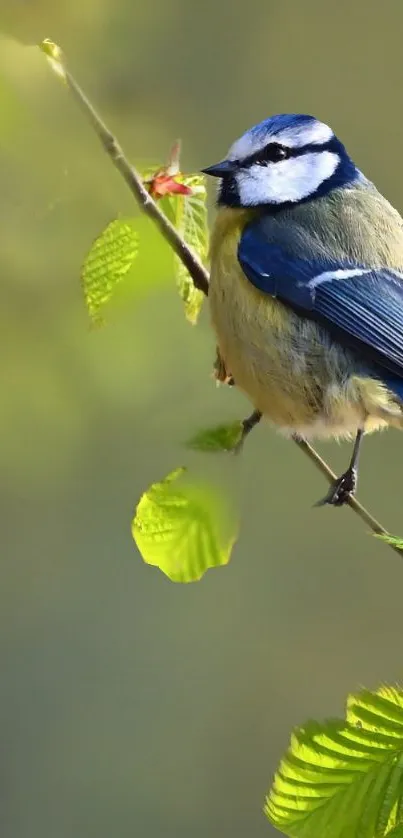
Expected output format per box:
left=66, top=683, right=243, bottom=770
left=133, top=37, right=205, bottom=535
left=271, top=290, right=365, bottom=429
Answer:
left=234, top=409, right=263, bottom=454
left=315, top=428, right=364, bottom=507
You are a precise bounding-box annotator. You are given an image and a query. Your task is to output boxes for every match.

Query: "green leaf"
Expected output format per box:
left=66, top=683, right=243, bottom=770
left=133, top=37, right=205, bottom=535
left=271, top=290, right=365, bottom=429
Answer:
left=132, top=467, right=237, bottom=582
left=186, top=421, right=244, bottom=453
left=171, top=175, right=207, bottom=324
left=81, top=219, right=138, bottom=323
left=266, top=685, right=403, bottom=838
left=376, top=534, right=403, bottom=551
left=386, top=824, right=403, bottom=837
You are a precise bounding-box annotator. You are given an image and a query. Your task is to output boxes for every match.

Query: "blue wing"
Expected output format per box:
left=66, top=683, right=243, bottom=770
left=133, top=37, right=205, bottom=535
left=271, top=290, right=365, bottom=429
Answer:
left=238, top=219, right=403, bottom=383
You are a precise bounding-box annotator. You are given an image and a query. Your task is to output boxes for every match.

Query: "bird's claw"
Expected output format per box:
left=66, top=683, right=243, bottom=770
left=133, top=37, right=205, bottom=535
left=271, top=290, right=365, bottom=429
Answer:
left=314, top=467, right=357, bottom=507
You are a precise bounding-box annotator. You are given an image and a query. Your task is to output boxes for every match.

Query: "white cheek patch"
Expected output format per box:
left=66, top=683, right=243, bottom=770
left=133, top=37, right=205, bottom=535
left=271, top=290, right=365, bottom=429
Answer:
left=236, top=151, right=339, bottom=206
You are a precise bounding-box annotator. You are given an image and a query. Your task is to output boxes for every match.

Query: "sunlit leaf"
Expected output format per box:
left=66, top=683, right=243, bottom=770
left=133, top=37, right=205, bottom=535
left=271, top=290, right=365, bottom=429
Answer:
left=40, top=38, right=66, bottom=81
left=187, top=421, right=244, bottom=453
left=386, top=824, right=403, bottom=837
left=81, top=219, right=138, bottom=323
left=266, top=684, right=403, bottom=838
left=171, top=174, right=207, bottom=324
left=132, top=467, right=237, bottom=582
left=376, top=534, right=403, bottom=551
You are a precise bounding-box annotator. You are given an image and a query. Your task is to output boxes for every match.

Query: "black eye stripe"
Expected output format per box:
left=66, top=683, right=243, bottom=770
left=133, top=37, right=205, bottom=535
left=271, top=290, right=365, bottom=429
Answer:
left=244, top=142, right=291, bottom=166
left=239, top=140, right=332, bottom=168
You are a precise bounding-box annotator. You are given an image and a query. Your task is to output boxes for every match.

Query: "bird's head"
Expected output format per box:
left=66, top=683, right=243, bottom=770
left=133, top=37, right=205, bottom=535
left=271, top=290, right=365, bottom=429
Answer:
left=202, top=114, right=359, bottom=209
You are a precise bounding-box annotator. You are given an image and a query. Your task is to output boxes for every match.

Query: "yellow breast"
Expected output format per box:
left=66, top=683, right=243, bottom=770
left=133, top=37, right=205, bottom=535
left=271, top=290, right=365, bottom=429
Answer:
left=208, top=208, right=316, bottom=427
left=208, top=208, right=401, bottom=437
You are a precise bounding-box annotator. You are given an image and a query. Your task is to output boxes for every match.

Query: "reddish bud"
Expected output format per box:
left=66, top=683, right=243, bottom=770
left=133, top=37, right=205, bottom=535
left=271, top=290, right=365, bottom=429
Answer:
left=144, top=140, right=193, bottom=199
left=146, top=172, right=192, bottom=199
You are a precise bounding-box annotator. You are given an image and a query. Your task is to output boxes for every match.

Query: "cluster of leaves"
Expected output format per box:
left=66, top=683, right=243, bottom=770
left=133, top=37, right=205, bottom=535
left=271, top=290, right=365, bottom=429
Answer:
left=76, top=138, right=243, bottom=583
left=81, top=141, right=207, bottom=327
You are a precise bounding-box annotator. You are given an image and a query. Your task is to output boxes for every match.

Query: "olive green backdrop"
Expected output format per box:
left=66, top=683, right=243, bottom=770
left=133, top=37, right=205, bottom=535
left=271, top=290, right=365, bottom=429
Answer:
left=1, top=1, right=403, bottom=836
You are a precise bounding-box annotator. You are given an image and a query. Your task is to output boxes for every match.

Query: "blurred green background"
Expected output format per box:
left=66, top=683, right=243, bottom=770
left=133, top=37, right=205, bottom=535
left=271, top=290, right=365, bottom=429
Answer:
left=1, top=1, right=403, bottom=836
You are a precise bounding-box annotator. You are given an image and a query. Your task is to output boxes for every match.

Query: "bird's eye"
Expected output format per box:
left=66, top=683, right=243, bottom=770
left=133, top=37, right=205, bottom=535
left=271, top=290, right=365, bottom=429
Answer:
left=256, top=143, right=291, bottom=164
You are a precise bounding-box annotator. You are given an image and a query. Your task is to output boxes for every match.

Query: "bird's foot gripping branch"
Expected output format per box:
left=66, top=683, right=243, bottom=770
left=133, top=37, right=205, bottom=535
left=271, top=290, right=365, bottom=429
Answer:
left=40, top=37, right=403, bottom=585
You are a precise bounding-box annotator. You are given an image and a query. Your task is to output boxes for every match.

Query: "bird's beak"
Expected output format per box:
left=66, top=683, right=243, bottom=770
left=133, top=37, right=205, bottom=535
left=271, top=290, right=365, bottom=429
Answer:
left=201, top=159, right=236, bottom=178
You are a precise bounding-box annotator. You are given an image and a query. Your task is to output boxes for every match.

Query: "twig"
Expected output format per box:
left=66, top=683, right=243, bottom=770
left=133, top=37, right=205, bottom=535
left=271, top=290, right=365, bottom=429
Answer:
left=292, top=436, right=402, bottom=555
left=65, top=65, right=209, bottom=296
left=42, top=42, right=401, bottom=558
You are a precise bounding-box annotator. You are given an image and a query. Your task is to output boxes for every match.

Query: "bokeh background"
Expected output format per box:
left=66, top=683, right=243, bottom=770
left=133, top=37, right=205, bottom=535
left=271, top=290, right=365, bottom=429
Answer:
left=1, top=1, right=403, bottom=836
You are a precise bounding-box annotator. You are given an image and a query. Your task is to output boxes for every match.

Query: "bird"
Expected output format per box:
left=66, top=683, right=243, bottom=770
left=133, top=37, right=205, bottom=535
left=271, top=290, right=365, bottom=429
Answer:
left=201, top=113, right=403, bottom=506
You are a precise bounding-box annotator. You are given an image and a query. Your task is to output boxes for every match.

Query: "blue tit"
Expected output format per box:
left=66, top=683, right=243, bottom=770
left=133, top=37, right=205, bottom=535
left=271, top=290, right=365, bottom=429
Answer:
left=202, top=113, right=403, bottom=506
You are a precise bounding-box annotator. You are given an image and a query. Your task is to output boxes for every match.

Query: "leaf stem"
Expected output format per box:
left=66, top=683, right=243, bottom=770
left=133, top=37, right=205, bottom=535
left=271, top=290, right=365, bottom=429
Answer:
left=48, top=45, right=401, bottom=559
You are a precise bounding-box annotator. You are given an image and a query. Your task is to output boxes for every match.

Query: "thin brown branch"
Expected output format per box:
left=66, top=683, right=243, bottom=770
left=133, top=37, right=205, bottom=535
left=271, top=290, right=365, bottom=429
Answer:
left=292, top=436, right=402, bottom=556
left=46, top=43, right=401, bottom=558
left=64, top=67, right=209, bottom=296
